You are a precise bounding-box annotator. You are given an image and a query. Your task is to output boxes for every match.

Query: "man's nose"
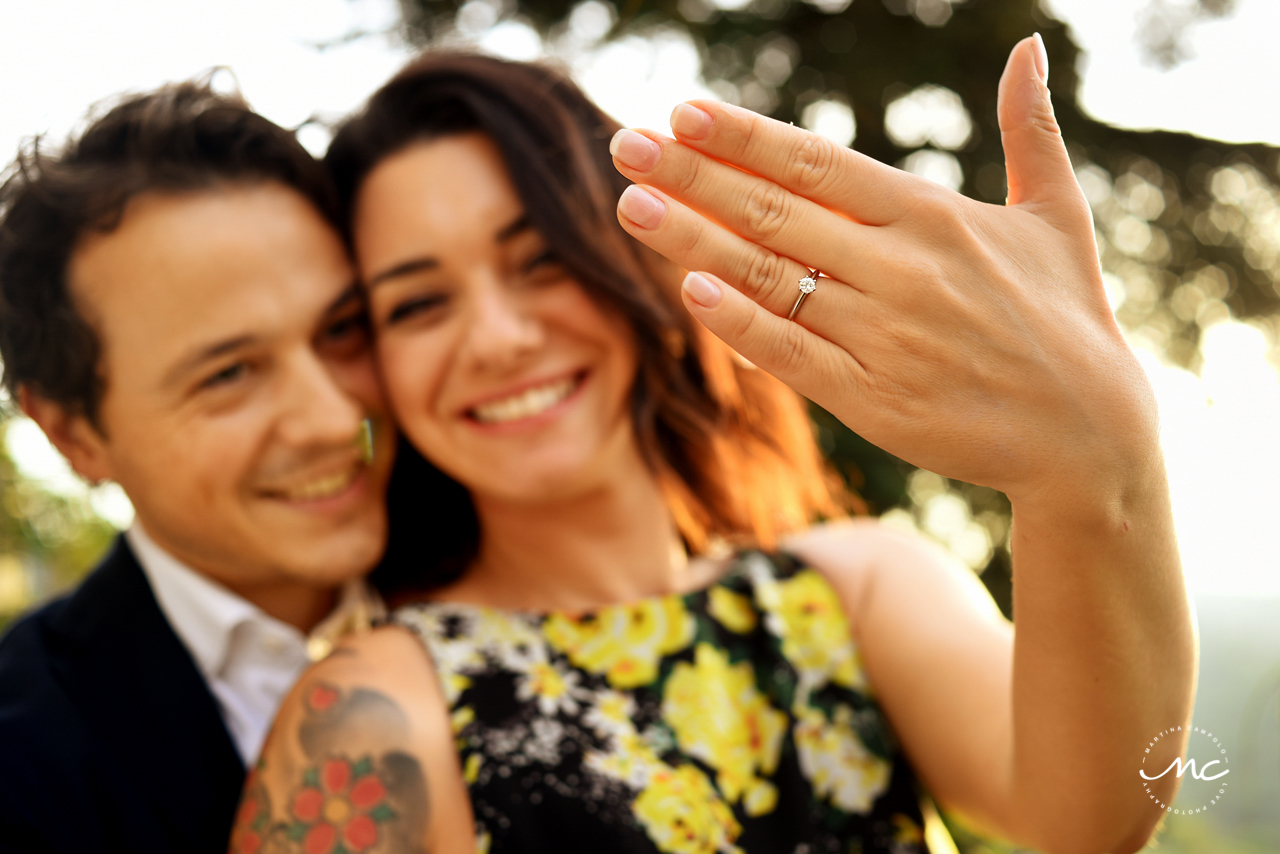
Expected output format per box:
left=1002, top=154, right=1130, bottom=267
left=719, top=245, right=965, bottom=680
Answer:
left=462, top=273, right=544, bottom=372
left=275, top=348, right=366, bottom=448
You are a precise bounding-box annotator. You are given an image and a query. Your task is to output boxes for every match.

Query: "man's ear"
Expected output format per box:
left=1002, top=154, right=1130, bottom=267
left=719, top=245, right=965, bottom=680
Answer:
left=17, top=386, right=115, bottom=485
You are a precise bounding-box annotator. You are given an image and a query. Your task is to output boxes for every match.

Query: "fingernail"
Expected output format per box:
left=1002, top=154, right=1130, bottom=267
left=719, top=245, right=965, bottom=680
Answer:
left=682, top=272, right=722, bottom=308
left=1032, top=33, right=1049, bottom=84
left=670, top=103, right=712, bottom=140
left=618, top=185, right=666, bottom=229
left=609, top=129, right=661, bottom=172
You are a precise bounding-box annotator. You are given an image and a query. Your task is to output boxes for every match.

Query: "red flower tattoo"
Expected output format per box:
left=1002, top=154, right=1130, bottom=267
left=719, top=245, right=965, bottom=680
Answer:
left=230, top=764, right=270, bottom=854
left=286, top=756, right=396, bottom=854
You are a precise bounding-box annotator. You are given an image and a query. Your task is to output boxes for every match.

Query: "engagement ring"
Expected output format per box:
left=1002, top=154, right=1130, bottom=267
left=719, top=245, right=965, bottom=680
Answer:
left=788, top=270, right=820, bottom=321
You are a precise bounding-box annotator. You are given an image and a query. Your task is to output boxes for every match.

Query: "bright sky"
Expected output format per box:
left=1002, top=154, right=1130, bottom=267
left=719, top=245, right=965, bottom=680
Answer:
left=1051, top=0, right=1280, bottom=145
left=2, top=0, right=1279, bottom=595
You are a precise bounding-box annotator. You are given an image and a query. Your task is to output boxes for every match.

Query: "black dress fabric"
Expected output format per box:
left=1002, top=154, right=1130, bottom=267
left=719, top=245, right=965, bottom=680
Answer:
left=393, top=550, right=939, bottom=854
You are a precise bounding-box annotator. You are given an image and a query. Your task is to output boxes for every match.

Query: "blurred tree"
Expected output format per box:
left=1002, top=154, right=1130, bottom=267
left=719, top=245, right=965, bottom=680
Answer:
left=0, top=411, right=116, bottom=630
left=1136, top=0, right=1238, bottom=69
left=387, top=0, right=1280, bottom=623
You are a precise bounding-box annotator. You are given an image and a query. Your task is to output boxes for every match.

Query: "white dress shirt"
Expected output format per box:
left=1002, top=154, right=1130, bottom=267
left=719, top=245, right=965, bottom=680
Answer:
left=126, top=524, right=383, bottom=764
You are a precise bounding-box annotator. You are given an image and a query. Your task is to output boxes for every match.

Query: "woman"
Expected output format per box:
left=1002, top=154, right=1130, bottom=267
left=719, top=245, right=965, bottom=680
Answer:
left=230, top=51, right=1193, bottom=854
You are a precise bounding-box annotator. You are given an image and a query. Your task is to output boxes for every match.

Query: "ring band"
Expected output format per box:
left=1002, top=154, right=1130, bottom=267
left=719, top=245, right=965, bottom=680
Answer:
left=788, top=269, right=820, bottom=321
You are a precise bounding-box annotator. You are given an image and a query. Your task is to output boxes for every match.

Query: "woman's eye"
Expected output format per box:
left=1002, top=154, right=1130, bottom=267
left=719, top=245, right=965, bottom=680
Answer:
left=522, top=250, right=567, bottom=284
left=386, top=295, right=447, bottom=324
left=524, top=250, right=557, bottom=271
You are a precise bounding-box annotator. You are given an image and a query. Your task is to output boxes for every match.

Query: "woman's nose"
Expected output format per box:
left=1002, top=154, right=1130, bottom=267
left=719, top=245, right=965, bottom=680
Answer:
left=461, top=272, right=544, bottom=371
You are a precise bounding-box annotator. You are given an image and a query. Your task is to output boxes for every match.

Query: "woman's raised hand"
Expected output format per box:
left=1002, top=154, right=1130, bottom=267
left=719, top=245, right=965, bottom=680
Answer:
left=610, top=36, right=1156, bottom=510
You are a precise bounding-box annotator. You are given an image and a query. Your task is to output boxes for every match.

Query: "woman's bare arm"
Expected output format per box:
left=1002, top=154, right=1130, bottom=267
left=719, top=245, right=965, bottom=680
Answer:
left=228, top=626, right=474, bottom=854
left=614, top=34, right=1196, bottom=854
left=786, top=515, right=1193, bottom=854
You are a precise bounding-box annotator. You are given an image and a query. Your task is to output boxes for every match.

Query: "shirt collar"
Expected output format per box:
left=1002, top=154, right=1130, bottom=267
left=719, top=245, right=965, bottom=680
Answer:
left=126, top=523, right=299, bottom=680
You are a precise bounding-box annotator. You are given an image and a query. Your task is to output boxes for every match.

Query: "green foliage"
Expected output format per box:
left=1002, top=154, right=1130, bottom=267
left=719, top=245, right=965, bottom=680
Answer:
left=0, top=413, right=115, bottom=629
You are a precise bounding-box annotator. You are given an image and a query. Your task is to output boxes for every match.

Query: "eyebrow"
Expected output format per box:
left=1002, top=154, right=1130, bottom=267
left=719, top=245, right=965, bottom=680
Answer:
left=163, top=334, right=258, bottom=390
left=365, top=214, right=534, bottom=289
left=164, top=280, right=362, bottom=389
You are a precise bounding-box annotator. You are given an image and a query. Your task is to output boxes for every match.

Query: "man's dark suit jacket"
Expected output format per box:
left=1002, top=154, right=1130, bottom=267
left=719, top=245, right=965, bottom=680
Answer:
left=0, top=537, right=245, bottom=853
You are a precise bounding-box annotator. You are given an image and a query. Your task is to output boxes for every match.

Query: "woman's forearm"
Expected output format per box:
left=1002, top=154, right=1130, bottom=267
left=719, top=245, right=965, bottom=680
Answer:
left=1006, top=441, right=1196, bottom=854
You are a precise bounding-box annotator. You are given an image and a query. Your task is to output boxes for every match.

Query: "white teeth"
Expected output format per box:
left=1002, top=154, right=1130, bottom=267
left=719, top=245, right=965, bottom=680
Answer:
left=472, top=377, right=577, bottom=424
left=282, top=468, right=356, bottom=501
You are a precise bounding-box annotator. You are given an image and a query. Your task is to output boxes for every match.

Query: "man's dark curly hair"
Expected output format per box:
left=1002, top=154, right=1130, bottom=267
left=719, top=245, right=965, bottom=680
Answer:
left=0, top=75, right=336, bottom=428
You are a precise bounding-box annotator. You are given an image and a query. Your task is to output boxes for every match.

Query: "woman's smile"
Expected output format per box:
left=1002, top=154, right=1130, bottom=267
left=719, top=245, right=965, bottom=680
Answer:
left=464, top=369, right=589, bottom=429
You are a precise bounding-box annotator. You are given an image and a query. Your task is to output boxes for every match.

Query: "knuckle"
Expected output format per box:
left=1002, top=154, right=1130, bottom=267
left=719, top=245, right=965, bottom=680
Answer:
left=1025, top=104, right=1063, bottom=138
left=735, top=112, right=761, bottom=159
left=671, top=214, right=706, bottom=258
left=788, top=134, right=837, bottom=196
left=769, top=320, right=809, bottom=377
left=914, top=188, right=968, bottom=232
left=741, top=182, right=790, bottom=242
left=738, top=248, right=786, bottom=300
left=674, top=149, right=703, bottom=197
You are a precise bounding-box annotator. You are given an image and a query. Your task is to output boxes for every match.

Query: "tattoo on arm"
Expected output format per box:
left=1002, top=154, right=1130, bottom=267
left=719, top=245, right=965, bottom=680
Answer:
left=229, top=682, right=430, bottom=854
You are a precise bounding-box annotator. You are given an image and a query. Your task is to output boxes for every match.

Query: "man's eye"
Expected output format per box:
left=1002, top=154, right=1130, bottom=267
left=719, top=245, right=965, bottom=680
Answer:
left=200, top=362, right=248, bottom=390
left=325, top=311, right=371, bottom=341
left=386, top=295, right=447, bottom=324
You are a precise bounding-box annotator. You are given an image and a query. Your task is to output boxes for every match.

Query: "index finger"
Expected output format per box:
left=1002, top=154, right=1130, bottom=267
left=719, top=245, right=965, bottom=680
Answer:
left=668, top=100, right=915, bottom=226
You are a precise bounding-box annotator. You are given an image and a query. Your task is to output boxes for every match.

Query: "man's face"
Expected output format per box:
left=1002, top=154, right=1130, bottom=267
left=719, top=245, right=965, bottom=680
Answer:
left=65, top=182, right=394, bottom=599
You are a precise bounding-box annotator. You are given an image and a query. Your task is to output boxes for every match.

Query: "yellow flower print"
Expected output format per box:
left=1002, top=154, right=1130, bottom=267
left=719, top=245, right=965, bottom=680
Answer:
left=545, top=597, right=694, bottom=688
left=662, top=644, right=787, bottom=808
left=469, top=607, right=548, bottom=672
left=768, top=570, right=865, bottom=691
left=515, top=660, right=589, bottom=716
left=585, top=731, right=665, bottom=789
left=440, top=672, right=472, bottom=707
left=892, top=813, right=924, bottom=845
left=793, top=705, right=891, bottom=814
left=632, top=764, right=743, bottom=854
left=741, top=779, right=778, bottom=817
left=707, top=587, right=757, bottom=634
left=583, top=690, right=638, bottom=740
left=451, top=705, right=475, bottom=734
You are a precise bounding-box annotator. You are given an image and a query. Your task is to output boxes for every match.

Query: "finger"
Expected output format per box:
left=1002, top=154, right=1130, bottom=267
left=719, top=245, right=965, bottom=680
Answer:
left=616, top=182, right=871, bottom=320
left=680, top=270, right=867, bottom=408
left=997, top=34, right=1090, bottom=223
left=611, top=130, right=882, bottom=284
left=662, top=100, right=916, bottom=226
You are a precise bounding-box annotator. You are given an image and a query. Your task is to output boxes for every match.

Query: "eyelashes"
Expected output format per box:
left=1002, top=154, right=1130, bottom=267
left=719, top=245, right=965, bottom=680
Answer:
left=386, top=294, right=449, bottom=325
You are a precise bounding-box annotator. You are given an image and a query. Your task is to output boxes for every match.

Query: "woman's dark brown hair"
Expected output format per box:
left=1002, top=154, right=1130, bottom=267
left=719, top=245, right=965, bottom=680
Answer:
left=328, top=52, right=848, bottom=596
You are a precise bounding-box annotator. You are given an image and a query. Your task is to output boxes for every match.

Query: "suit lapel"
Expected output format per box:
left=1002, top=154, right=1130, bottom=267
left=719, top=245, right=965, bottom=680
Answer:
left=49, top=538, right=246, bottom=851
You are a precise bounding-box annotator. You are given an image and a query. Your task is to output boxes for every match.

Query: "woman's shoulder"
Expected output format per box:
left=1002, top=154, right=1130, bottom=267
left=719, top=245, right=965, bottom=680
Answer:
left=231, top=625, right=476, bottom=854
left=263, top=625, right=452, bottom=762
left=778, top=517, right=1002, bottom=637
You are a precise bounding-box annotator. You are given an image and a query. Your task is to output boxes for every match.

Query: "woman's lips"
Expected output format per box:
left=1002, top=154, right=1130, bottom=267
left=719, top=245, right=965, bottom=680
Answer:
left=467, top=371, right=586, bottom=425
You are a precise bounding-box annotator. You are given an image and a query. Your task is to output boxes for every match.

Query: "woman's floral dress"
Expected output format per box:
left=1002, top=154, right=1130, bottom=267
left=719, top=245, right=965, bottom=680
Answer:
left=391, top=551, right=938, bottom=854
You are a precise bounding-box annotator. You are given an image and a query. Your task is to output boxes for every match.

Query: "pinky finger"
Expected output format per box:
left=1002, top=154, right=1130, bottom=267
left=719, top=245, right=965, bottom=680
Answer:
left=681, top=270, right=867, bottom=409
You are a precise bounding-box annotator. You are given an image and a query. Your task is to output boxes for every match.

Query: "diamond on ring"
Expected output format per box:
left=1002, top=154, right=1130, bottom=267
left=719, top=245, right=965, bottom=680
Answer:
left=788, top=269, right=821, bottom=321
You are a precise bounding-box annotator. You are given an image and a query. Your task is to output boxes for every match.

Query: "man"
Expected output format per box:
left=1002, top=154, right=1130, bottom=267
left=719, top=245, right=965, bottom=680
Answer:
left=0, top=80, right=396, bottom=853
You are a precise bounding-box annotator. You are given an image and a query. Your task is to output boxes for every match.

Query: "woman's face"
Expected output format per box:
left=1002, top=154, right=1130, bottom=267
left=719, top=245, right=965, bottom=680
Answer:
left=354, top=133, right=641, bottom=504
